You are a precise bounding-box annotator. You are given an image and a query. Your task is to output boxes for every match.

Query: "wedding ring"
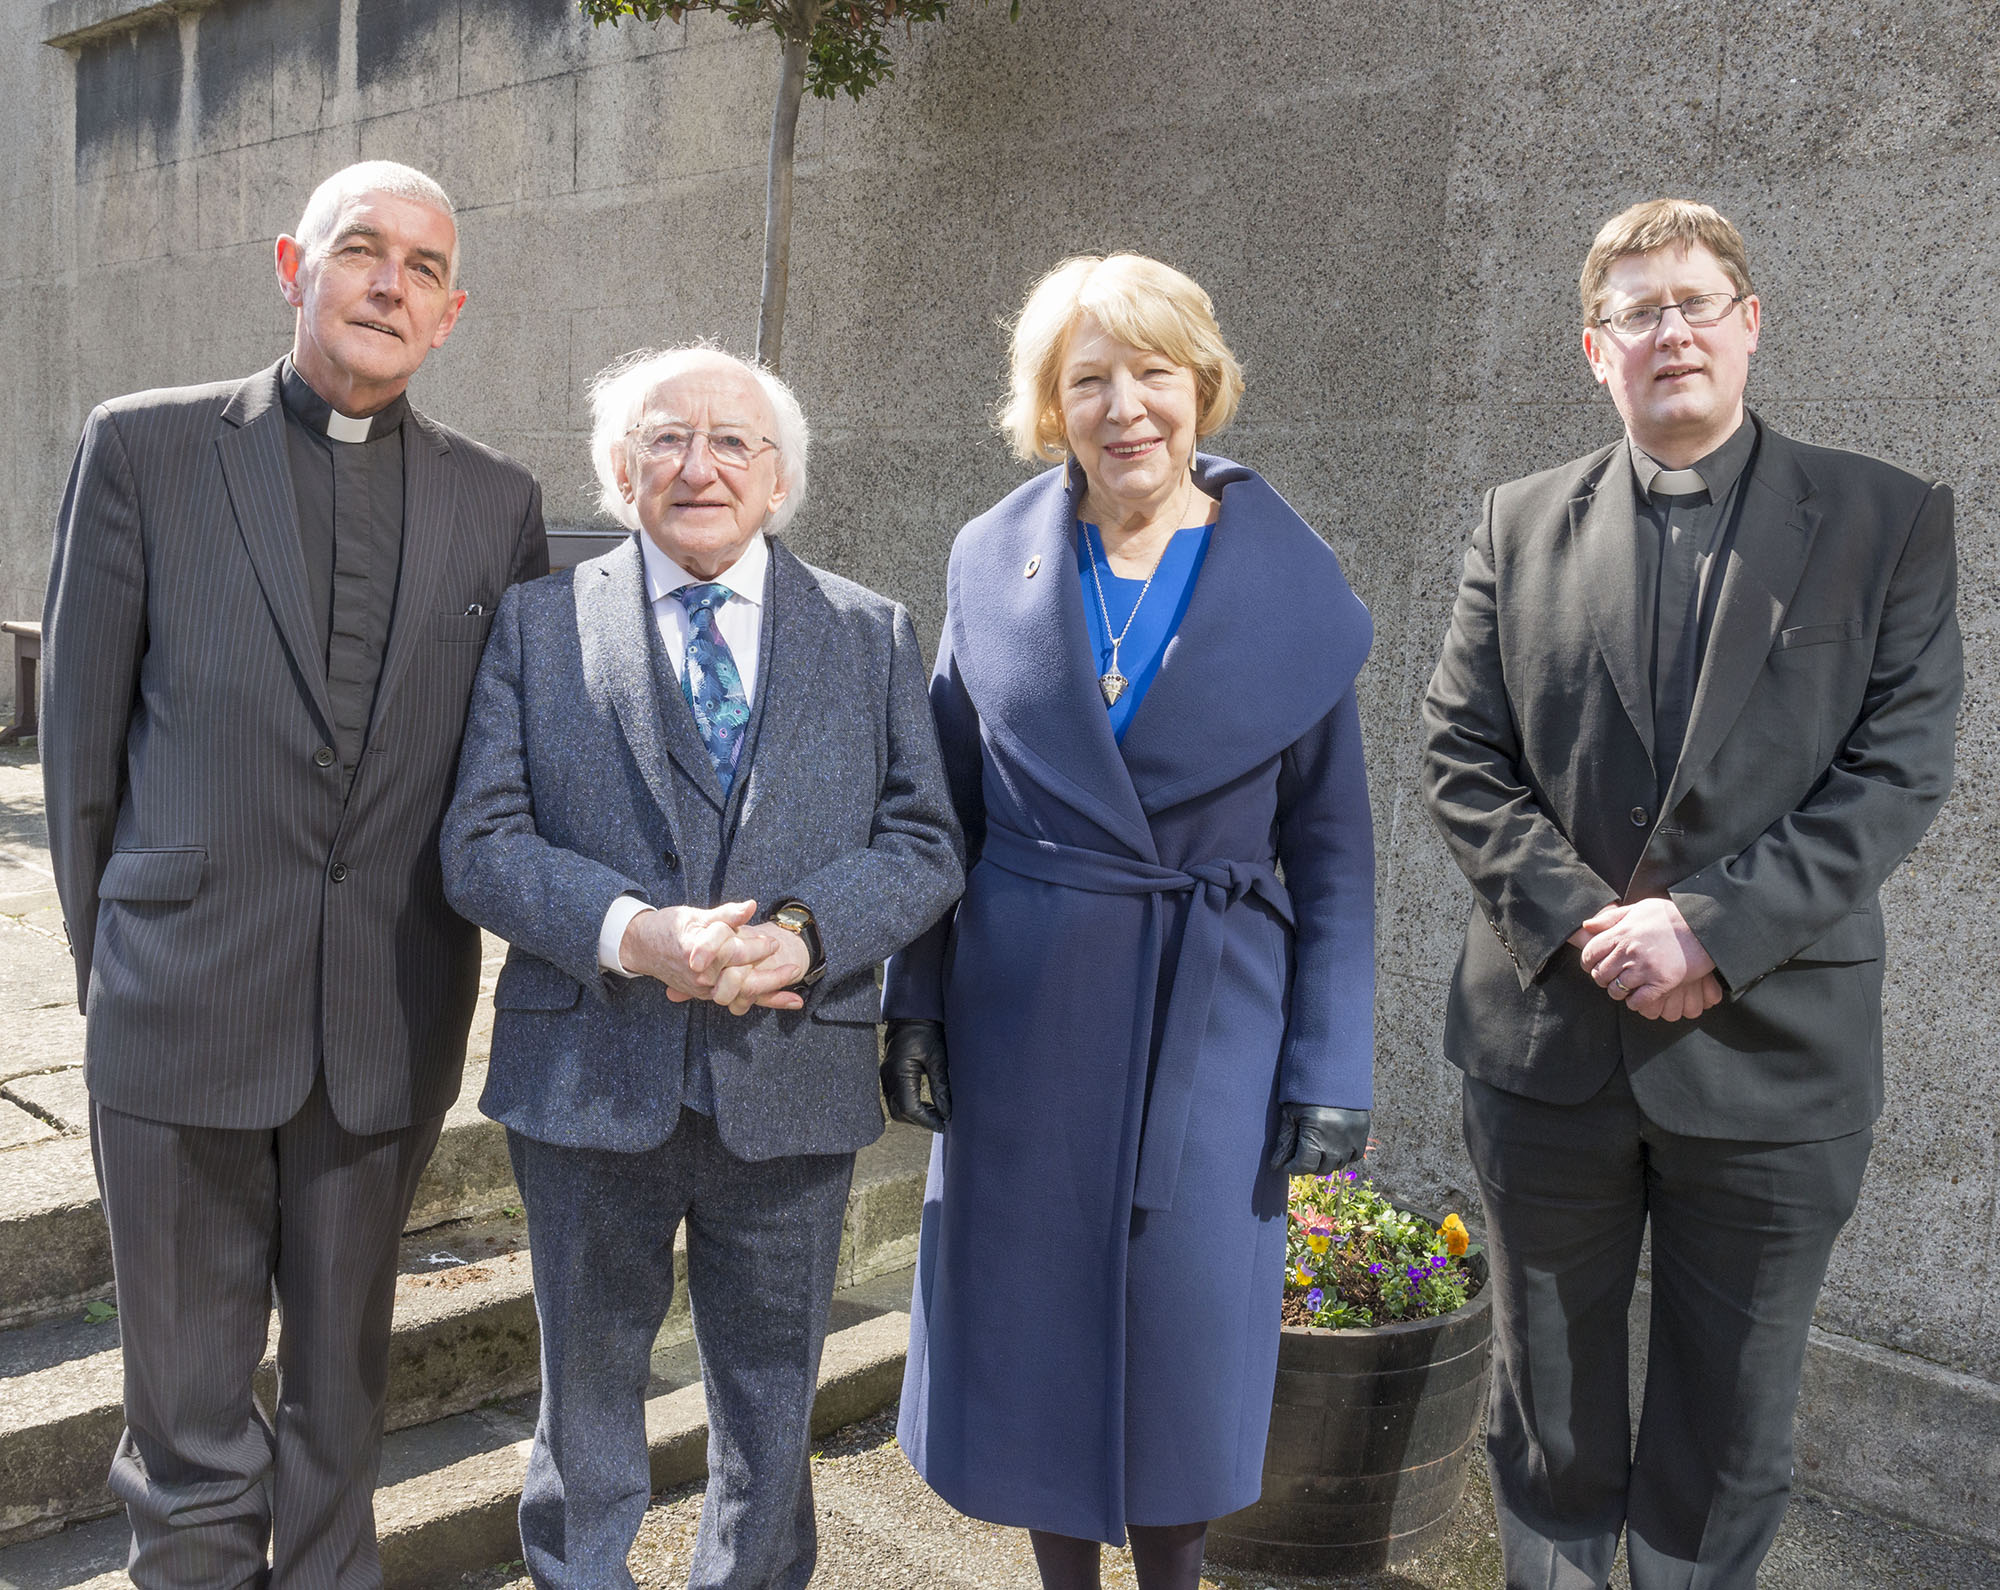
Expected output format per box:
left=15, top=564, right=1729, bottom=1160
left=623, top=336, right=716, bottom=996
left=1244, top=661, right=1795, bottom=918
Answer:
left=1609, top=977, right=1629, bottom=997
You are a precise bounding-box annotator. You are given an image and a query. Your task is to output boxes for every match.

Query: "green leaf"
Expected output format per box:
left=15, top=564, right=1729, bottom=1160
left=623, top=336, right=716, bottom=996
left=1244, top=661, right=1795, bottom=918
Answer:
left=83, top=1300, right=118, bottom=1324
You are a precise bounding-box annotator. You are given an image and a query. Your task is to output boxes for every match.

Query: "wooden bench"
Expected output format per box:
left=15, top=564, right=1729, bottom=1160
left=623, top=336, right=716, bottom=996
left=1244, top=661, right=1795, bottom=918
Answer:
left=0, top=621, right=39, bottom=745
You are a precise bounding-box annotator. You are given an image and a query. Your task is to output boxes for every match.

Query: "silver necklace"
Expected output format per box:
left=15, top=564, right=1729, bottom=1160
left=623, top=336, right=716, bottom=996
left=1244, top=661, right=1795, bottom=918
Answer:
left=1084, top=477, right=1197, bottom=706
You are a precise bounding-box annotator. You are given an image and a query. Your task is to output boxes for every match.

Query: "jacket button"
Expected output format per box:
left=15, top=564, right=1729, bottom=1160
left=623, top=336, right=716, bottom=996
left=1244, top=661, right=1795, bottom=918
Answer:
left=1629, top=807, right=1649, bottom=828
left=662, top=851, right=680, bottom=871
left=328, top=861, right=348, bottom=883
left=313, top=746, right=335, bottom=768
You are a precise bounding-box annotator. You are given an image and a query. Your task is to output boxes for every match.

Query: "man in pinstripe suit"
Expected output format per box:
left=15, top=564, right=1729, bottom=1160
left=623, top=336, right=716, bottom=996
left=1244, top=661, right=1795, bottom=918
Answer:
left=41, top=161, right=548, bottom=1588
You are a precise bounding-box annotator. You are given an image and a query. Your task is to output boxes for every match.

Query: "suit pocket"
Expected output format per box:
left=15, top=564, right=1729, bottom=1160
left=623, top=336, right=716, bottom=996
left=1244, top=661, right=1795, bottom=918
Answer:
left=99, top=847, right=206, bottom=902
left=434, top=610, right=498, bottom=645
left=1775, top=620, right=1864, bottom=650
left=811, top=969, right=882, bottom=1025
left=1785, top=908, right=1882, bottom=966
left=493, top=955, right=585, bottom=1011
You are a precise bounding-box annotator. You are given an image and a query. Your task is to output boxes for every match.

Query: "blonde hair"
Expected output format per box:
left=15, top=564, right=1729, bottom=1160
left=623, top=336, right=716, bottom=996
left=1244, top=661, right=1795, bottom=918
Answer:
left=1001, top=253, right=1245, bottom=464
left=1580, top=199, right=1754, bottom=326
left=585, top=344, right=810, bottom=537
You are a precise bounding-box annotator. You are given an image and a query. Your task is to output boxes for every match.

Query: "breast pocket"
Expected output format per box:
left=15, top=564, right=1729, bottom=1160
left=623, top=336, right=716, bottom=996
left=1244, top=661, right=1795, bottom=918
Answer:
left=1774, top=620, right=1864, bottom=650
left=434, top=610, right=498, bottom=645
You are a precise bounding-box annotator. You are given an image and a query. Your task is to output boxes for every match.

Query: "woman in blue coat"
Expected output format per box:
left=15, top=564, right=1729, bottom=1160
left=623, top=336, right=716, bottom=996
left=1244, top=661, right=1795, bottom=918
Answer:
left=881, top=253, right=1377, bottom=1590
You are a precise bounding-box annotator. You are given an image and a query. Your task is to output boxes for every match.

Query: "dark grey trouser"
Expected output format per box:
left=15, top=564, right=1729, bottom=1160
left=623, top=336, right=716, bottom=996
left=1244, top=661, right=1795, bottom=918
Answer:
left=508, top=1108, right=854, bottom=1590
left=91, top=1078, right=443, bottom=1590
left=1462, top=1066, right=1871, bottom=1590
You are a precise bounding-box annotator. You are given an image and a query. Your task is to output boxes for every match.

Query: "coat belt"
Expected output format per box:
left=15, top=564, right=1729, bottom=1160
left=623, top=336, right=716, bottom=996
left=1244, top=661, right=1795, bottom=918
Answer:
left=979, top=822, right=1294, bottom=1212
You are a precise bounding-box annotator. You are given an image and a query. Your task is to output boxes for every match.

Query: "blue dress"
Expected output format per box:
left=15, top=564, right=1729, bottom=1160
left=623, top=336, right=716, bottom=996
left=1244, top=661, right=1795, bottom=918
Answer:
left=1076, top=521, right=1213, bottom=742
left=885, top=456, right=1377, bottom=1544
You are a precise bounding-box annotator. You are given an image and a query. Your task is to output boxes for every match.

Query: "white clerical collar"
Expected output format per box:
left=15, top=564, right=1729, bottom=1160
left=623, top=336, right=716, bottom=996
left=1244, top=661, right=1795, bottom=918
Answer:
left=640, top=528, right=769, bottom=610
left=325, top=409, right=372, bottom=443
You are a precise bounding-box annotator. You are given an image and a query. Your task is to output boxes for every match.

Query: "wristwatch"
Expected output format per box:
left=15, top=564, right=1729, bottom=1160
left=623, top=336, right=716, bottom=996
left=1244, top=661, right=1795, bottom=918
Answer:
left=767, top=900, right=827, bottom=988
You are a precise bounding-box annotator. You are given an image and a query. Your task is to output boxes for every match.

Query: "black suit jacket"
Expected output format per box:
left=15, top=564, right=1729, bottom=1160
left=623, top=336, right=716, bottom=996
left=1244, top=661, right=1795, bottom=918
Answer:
left=1421, top=419, right=1960, bottom=1140
left=42, top=360, right=548, bottom=1134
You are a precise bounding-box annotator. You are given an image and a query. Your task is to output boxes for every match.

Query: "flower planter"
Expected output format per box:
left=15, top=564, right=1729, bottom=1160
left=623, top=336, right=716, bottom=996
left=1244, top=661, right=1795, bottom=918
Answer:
left=1207, top=1252, right=1492, bottom=1576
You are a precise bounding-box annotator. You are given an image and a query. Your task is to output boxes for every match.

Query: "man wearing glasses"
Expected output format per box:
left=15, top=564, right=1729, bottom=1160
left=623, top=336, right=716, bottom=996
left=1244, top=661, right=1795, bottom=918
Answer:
left=440, top=345, right=962, bottom=1587
left=1421, top=199, right=1960, bottom=1588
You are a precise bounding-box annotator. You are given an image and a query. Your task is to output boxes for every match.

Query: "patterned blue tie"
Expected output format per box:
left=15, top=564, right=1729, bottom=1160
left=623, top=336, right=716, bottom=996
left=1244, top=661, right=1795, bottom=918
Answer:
left=672, top=583, right=751, bottom=794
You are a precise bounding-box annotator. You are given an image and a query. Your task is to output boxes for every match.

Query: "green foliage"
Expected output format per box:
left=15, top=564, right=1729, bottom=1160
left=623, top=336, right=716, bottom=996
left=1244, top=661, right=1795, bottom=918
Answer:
left=1285, top=1169, right=1483, bottom=1329
left=579, top=0, right=1020, bottom=101
left=83, top=1299, right=118, bottom=1325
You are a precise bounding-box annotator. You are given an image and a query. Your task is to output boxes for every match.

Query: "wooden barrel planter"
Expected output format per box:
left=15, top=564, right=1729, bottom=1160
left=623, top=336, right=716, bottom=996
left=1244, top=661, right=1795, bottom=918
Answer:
left=1207, top=1252, right=1492, bottom=1576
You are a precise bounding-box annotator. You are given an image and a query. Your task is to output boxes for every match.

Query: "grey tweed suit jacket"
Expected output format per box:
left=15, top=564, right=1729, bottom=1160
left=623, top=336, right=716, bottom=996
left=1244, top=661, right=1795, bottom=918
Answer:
left=42, top=360, right=549, bottom=1134
left=439, top=534, right=964, bottom=1161
left=1421, top=420, right=1961, bottom=1141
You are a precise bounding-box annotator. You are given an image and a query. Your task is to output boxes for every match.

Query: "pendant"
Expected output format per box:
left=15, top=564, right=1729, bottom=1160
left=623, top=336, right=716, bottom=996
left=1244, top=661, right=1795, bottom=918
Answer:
left=1099, top=669, right=1128, bottom=706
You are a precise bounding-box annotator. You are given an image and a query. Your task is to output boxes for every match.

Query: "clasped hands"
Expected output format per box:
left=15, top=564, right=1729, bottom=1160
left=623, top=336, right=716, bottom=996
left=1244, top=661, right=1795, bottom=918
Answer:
left=618, top=900, right=811, bottom=1016
left=1569, top=897, right=1722, bottom=1022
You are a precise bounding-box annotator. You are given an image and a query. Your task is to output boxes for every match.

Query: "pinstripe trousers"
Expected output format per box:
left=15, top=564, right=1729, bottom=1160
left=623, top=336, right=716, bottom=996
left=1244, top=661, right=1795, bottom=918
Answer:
left=90, top=1076, right=442, bottom=1590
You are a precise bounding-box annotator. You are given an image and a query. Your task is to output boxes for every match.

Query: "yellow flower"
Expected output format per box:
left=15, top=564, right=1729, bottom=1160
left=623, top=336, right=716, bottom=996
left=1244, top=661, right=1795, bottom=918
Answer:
left=1307, top=1234, right=1330, bottom=1254
left=1440, top=1213, right=1470, bottom=1257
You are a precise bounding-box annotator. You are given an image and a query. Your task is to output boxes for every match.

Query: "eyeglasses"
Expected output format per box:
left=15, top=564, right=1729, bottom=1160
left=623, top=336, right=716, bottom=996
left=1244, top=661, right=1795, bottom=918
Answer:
left=1595, top=292, right=1747, bottom=337
left=627, top=422, right=779, bottom=471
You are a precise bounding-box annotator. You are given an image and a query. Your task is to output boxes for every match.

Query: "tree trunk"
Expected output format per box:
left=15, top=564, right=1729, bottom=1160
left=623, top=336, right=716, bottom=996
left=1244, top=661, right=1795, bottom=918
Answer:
left=757, top=3, right=819, bottom=371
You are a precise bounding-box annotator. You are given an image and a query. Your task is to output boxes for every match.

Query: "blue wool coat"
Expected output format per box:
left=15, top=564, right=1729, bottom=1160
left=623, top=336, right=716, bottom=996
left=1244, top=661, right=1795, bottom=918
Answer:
left=883, top=456, right=1376, bottom=1542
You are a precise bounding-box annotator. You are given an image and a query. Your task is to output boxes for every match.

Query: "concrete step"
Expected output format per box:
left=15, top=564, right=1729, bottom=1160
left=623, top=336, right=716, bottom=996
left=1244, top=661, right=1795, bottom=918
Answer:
left=0, top=1124, right=931, bottom=1549
left=0, top=1064, right=519, bottom=1331
left=0, top=1269, right=919, bottom=1590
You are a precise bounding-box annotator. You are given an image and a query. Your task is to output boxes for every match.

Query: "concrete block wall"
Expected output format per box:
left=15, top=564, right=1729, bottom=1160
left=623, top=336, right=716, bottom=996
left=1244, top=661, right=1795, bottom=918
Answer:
left=2, top=0, right=1994, bottom=1545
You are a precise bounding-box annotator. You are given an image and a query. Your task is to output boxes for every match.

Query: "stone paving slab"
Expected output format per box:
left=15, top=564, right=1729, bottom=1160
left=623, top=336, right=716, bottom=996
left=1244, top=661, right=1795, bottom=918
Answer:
left=2, top=1071, right=86, bottom=1135
left=0, top=1102, right=53, bottom=1151
left=0, top=1139, right=106, bottom=1330
left=0, top=1009, right=84, bottom=1088
left=0, top=918, right=70, bottom=999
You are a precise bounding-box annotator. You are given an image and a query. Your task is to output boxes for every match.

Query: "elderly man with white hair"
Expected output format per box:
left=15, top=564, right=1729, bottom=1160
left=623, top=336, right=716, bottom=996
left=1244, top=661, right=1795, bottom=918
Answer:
left=43, top=159, right=545, bottom=1587
left=441, top=344, right=962, bottom=1590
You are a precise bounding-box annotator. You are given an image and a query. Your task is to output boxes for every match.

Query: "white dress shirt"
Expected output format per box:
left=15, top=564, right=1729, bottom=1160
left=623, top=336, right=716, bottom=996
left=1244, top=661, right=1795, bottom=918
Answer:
left=597, top=531, right=771, bottom=975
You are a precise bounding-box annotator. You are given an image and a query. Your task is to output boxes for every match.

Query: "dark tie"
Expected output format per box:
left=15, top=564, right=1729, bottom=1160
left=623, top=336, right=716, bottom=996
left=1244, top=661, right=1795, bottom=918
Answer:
left=673, top=583, right=750, bottom=794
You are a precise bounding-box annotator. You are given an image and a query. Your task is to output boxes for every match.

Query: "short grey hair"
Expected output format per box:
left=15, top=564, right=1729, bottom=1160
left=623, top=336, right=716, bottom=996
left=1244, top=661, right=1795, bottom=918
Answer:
left=293, top=161, right=458, bottom=283
left=586, top=345, right=811, bottom=538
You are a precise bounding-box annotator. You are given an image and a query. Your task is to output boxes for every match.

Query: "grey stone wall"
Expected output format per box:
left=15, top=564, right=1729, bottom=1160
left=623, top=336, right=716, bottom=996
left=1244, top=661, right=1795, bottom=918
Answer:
left=5, top=0, right=1996, bottom=1544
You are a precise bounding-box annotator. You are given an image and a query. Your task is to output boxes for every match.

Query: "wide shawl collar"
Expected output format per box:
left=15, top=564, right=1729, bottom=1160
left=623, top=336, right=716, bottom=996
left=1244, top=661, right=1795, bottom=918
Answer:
left=947, top=453, right=1373, bottom=858
left=946, top=454, right=1372, bottom=1213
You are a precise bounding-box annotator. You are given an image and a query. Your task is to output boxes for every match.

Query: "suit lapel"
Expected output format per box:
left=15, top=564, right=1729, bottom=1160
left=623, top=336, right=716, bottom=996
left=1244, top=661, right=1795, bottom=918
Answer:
left=1571, top=450, right=1657, bottom=762
left=369, top=409, right=458, bottom=731
left=576, top=538, right=722, bottom=823
left=733, top=541, right=829, bottom=837
left=216, top=363, right=335, bottom=739
left=1660, top=428, right=1820, bottom=814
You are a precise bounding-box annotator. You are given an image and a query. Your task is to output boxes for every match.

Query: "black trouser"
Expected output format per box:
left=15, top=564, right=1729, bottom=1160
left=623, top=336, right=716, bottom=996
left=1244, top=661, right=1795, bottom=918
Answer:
left=1463, top=1065, right=1870, bottom=1590
left=91, top=1076, right=441, bottom=1590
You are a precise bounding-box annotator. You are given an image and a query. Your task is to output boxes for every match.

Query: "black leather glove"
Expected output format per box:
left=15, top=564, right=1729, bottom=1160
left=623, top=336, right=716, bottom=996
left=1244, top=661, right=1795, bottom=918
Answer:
left=1268, top=1103, right=1370, bottom=1176
left=881, top=1018, right=952, bottom=1133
